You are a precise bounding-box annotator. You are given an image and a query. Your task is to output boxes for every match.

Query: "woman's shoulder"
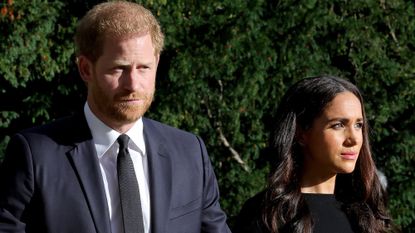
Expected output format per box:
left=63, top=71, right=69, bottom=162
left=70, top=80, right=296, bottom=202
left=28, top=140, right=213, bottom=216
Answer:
left=233, top=191, right=269, bottom=233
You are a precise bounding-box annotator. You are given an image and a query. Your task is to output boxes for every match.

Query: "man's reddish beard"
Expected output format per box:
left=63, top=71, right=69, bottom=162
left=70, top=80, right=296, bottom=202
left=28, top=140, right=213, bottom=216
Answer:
left=91, top=82, right=154, bottom=125
left=111, top=91, right=154, bottom=121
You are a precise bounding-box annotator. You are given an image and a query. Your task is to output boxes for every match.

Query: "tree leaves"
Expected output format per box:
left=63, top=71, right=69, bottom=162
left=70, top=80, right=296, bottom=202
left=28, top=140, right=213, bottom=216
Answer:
left=0, top=0, right=414, bottom=230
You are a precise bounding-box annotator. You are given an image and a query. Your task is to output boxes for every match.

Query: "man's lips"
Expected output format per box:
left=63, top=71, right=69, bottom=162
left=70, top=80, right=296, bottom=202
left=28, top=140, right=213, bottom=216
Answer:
left=117, top=98, right=144, bottom=105
left=118, top=98, right=143, bottom=102
left=121, top=99, right=140, bottom=101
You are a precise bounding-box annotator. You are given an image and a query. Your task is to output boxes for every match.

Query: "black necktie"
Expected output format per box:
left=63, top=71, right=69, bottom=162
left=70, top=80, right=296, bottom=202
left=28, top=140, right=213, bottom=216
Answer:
left=117, top=134, right=144, bottom=233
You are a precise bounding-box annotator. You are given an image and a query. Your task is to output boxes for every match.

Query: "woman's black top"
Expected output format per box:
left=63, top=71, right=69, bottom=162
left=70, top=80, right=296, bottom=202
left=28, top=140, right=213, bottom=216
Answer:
left=303, top=193, right=355, bottom=233
left=233, top=192, right=356, bottom=233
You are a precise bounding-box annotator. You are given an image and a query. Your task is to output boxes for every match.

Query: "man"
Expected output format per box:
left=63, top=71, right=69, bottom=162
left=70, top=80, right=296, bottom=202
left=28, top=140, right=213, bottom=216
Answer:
left=0, top=1, right=231, bottom=233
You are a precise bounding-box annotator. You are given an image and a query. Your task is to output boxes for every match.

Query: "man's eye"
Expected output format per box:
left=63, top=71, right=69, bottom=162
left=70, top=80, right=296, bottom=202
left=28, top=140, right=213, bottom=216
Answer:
left=138, top=66, right=150, bottom=70
left=109, top=67, right=122, bottom=73
left=111, top=65, right=129, bottom=72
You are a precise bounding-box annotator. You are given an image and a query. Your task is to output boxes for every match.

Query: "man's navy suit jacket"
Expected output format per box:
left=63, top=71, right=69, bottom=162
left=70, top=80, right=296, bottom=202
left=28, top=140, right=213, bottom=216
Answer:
left=0, top=114, right=231, bottom=233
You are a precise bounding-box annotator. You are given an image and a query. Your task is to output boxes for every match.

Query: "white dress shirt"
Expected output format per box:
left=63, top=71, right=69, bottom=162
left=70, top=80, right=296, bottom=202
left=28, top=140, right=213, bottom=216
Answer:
left=84, top=103, right=151, bottom=233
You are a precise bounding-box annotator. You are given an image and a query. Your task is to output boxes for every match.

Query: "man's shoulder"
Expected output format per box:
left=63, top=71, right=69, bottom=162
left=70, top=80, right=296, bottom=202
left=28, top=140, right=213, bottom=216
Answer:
left=17, top=114, right=90, bottom=145
left=143, top=117, right=197, bottom=138
left=21, top=115, right=77, bottom=132
left=142, top=117, right=207, bottom=150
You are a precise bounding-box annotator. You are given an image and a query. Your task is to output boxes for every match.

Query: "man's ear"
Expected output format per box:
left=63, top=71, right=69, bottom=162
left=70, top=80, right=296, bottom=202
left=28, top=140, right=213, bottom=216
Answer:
left=155, top=54, right=160, bottom=67
left=77, top=56, right=93, bottom=82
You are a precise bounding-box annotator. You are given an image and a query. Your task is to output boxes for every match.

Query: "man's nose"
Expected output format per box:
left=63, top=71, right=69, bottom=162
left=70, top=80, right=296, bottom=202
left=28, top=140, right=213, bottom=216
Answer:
left=122, top=69, right=140, bottom=91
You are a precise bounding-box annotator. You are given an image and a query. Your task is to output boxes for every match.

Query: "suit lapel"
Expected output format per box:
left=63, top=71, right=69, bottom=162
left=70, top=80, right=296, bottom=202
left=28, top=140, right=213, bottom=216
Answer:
left=66, top=114, right=112, bottom=233
left=143, top=118, right=172, bottom=233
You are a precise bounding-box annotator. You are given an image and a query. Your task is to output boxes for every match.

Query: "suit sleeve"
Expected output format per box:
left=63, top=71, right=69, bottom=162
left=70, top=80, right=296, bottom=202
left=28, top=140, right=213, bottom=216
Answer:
left=196, top=136, right=231, bottom=233
left=0, top=134, right=35, bottom=233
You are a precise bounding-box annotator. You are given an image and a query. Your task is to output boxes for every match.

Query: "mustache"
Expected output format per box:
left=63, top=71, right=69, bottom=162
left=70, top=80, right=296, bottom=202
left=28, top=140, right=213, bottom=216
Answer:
left=114, top=91, right=153, bottom=101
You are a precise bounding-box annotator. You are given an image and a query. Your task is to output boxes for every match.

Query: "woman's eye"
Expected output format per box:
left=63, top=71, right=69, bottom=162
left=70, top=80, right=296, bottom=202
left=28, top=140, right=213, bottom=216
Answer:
left=355, top=122, right=364, bottom=129
left=332, top=122, right=344, bottom=129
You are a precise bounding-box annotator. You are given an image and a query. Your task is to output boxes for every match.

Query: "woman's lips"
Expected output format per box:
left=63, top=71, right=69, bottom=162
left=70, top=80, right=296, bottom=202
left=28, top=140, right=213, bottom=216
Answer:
left=340, top=152, right=358, bottom=160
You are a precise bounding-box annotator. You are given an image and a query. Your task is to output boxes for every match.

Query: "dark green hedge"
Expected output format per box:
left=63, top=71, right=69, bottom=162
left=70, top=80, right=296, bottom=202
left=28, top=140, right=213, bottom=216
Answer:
left=1, top=0, right=414, bottom=231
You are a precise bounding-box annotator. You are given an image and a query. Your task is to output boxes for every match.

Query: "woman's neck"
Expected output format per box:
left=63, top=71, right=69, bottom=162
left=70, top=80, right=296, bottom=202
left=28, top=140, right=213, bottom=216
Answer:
left=300, top=171, right=337, bottom=194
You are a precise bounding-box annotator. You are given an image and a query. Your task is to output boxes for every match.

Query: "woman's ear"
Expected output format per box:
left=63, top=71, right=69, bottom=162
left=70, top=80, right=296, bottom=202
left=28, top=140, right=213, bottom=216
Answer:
left=77, top=56, right=93, bottom=83
left=296, top=127, right=306, bottom=146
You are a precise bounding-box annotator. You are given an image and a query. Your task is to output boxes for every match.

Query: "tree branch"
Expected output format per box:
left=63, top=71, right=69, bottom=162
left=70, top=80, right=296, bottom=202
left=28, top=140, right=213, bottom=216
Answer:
left=216, top=126, right=250, bottom=172
left=203, top=97, right=249, bottom=171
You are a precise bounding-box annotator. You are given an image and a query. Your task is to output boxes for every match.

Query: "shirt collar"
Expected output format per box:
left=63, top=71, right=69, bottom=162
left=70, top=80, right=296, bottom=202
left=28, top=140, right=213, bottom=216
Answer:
left=83, top=103, right=146, bottom=158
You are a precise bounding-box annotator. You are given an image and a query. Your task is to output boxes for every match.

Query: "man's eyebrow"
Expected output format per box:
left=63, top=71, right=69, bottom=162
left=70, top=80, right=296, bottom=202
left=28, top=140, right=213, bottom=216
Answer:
left=111, top=60, right=154, bottom=67
left=112, top=60, right=131, bottom=66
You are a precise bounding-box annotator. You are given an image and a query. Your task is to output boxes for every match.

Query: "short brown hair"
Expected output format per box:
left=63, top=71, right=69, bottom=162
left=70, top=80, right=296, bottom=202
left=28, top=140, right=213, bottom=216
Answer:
left=74, top=1, right=164, bottom=62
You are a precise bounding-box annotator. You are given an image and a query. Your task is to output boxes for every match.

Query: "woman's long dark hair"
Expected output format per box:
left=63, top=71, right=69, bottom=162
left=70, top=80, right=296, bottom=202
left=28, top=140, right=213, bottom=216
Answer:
left=263, top=76, right=394, bottom=233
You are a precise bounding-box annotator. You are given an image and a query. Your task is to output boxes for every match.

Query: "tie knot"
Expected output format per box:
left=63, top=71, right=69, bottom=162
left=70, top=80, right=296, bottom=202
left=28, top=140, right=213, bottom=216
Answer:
left=117, top=134, right=130, bottom=150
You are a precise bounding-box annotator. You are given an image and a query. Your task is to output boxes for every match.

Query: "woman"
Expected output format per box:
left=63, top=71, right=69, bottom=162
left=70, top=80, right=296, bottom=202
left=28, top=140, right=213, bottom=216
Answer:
left=234, top=76, right=395, bottom=233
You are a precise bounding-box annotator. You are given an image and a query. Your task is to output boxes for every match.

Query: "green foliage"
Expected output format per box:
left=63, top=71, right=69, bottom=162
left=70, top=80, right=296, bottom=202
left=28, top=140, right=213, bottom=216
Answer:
left=143, top=0, right=276, bottom=218
left=0, top=0, right=414, bottom=231
left=0, top=0, right=80, bottom=157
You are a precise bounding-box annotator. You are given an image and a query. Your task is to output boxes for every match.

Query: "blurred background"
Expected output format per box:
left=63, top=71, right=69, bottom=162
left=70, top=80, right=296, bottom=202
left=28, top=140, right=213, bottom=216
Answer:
left=0, top=0, right=414, bottom=231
